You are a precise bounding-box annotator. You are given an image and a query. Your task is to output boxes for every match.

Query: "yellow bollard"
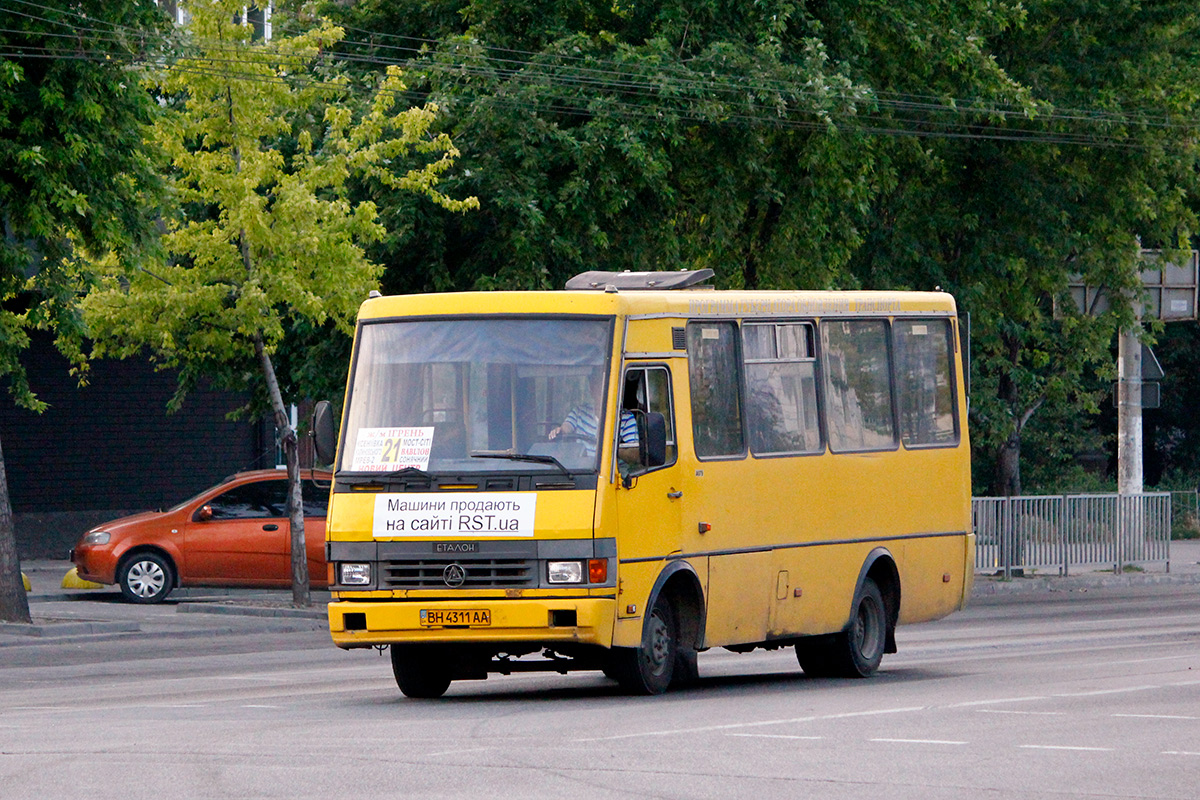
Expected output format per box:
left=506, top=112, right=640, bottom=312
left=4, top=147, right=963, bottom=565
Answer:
left=62, top=567, right=103, bottom=590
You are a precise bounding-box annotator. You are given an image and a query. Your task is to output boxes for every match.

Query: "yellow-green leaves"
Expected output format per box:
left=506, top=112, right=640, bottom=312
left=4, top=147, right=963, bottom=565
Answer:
left=83, top=0, right=476, bottom=392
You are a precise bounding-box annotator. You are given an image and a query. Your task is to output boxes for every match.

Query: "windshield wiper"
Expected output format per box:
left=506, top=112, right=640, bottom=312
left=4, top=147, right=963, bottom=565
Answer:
left=471, top=451, right=573, bottom=477
left=336, top=466, right=434, bottom=486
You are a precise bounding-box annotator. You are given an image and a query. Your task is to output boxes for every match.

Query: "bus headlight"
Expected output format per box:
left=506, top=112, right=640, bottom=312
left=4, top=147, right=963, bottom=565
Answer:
left=547, top=561, right=584, bottom=584
left=339, top=563, right=371, bottom=586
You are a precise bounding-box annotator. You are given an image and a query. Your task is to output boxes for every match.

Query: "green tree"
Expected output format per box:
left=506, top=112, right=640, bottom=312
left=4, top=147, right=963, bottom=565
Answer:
left=0, top=0, right=168, bottom=623
left=323, top=1, right=1200, bottom=493
left=849, top=1, right=1200, bottom=494
left=320, top=0, right=1023, bottom=293
left=83, top=0, right=476, bottom=606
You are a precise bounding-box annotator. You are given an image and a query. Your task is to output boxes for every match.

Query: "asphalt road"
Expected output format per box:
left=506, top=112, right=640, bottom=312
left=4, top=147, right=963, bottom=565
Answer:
left=2, top=582, right=1199, bottom=799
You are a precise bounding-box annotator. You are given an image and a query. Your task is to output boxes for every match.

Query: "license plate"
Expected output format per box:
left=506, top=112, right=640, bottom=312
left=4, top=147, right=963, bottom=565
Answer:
left=420, top=609, right=491, bottom=627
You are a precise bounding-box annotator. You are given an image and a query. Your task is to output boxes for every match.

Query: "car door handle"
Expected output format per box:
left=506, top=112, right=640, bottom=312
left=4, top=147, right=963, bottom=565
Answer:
left=262, top=524, right=279, bottom=531
left=667, top=490, right=683, bottom=499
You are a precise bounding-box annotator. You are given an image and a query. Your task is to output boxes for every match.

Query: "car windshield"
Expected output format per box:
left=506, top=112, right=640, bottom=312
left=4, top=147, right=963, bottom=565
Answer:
left=340, top=317, right=614, bottom=475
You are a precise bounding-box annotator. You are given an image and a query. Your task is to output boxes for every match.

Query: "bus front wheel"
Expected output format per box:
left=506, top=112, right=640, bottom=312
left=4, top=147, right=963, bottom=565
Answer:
left=610, top=595, right=677, bottom=694
left=391, top=645, right=453, bottom=698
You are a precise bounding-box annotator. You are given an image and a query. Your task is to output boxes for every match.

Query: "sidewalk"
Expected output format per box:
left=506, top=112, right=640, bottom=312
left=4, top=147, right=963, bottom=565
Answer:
left=5, top=542, right=1200, bottom=644
left=1, top=559, right=331, bottom=645
left=971, top=537, right=1200, bottom=596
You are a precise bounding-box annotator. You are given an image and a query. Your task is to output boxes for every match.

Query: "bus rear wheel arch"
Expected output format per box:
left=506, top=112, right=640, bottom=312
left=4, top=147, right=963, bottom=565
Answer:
left=796, top=575, right=892, bottom=678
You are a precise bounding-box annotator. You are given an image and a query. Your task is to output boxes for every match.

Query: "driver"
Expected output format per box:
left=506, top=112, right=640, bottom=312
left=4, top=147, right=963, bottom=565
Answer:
left=549, top=370, right=638, bottom=460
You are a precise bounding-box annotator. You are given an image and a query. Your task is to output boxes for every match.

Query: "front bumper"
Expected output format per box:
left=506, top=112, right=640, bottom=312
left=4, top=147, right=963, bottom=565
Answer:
left=328, top=597, right=616, bottom=649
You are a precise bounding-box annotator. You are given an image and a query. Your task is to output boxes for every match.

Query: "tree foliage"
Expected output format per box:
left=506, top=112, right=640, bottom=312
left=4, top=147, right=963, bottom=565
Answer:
left=853, top=1, right=1200, bottom=493
left=323, top=0, right=1200, bottom=493
left=321, top=0, right=1024, bottom=293
left=83, top=0, right=476, bottom=605
left=0, top=0, right=169, bottom=623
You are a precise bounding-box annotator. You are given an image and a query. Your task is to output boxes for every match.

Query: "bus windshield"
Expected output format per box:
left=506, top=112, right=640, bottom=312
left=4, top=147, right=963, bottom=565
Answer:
left=340, top=317, right=614, bottom=475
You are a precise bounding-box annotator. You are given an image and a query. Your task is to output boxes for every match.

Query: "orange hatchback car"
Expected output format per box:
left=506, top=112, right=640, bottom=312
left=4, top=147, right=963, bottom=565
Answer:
left=70, top=469, right=332, bottom=603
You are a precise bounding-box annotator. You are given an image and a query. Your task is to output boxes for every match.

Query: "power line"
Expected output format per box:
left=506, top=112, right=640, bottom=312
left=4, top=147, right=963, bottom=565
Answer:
left=2, top=0, right=1196, bottom=149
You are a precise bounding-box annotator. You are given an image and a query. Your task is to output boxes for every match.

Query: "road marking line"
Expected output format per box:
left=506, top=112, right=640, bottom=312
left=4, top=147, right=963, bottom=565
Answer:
left=870, top=738, right=968, bottom=745
left=1107, top=655, right=1199, bottom=665
left=947, top=696, right=1047, bottom=708
left=241, top=705, right=281, bottom=709
left=976, top=709, right=1065, bottom=716
left=1113, top=713, right=1199, bottom=720
left=1053, top=685, right=1160, bottom=697
left=573, top=706, right=926, bottom=742
left=1169, top=680, right=1200, bottom=686
left=727, top=734, right=824, bottom=740
left=425, top=747, right=491, bottom=758
left=1163, top=751, right=1200, bottom=756
left=1019, top=745, right=1113, bottom=752
left=8, top=707, right=72, bottom=712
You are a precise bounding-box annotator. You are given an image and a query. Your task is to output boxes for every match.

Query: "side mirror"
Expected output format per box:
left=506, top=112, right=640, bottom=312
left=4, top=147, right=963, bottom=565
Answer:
left=312, top=400, right=337, bottom=466
left=639, top=411, right=667, bottom=468
left=196, top=505, right=214, bottom=522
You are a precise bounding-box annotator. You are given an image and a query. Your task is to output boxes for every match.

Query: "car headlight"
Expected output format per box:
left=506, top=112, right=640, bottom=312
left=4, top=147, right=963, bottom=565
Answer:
left=547, top=560, right=584, bottom=584
left=81, top=531, right=111, bottom=546
left=339, top=563, right=371, bottom=585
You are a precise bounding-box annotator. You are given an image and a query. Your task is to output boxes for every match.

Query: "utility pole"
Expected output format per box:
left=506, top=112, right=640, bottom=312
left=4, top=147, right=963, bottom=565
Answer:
left=1116, top=323, right=1143, bottom=495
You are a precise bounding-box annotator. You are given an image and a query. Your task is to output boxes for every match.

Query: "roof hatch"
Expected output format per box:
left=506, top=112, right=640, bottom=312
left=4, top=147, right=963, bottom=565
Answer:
left=565, top=269, right=715, bottom=291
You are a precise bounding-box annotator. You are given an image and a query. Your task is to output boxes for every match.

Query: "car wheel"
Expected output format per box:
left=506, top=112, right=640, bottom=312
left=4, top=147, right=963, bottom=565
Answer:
left=118, top=552, right=174, bottom=604
left=391, top=646, right=453, bottom=699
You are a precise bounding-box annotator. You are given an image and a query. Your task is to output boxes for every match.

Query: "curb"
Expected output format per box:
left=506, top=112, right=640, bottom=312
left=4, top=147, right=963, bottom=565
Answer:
left=175, top=602, right=327, bottom=620
left=971, top=570, right=1200, bottom=597
left=0, top=619, right=141, bottom=638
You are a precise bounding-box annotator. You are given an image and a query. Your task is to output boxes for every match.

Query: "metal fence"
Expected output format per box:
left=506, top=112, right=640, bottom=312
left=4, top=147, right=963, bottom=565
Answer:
left=973, top=493, right=1172, bottom=577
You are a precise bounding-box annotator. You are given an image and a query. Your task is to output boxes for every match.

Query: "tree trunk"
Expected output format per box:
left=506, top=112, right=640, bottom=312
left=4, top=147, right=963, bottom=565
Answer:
left=0, top=431, right=33, bottom=624
left=994, top=432, right=1022, bottom=498
left=255, top=335, right=310, bottom=607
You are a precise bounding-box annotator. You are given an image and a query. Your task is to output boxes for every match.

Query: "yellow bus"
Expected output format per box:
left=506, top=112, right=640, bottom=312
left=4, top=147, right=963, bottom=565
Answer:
left=313, top=269, right=974, bottom=697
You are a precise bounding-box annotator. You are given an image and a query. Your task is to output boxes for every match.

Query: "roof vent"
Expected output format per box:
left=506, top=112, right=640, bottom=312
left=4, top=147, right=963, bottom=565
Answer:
left=565, top=269, right=715, bottom=291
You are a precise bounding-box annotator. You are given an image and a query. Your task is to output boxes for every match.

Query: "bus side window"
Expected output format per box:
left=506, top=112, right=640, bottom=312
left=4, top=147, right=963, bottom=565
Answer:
left=686, top=322, right=746, bottom=459
left=894, top=319, right=959, bottom=447
left=821, top=319, right=897, bottom=453
left=743, top=322, right=822, bottom=456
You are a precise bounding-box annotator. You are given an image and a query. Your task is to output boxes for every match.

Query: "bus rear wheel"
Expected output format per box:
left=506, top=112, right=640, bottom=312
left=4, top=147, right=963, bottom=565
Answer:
left=797, top=578, right=887, bottom=678
left=610, top=594, right=677, bottom=694
left=391, top=645, right=453, bottom=699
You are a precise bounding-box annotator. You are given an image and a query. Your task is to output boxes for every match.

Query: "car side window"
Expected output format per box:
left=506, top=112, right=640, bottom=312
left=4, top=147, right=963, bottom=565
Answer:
left=301, top=480, right=330, bottom=518
left=205, top=480, right=288, bottom=519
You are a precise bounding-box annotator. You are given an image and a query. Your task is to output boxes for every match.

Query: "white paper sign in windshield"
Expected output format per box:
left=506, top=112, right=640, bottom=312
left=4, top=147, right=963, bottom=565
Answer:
left=352, top=427, right=435, bottom=472
left=373, top=493, right=537, bottom=538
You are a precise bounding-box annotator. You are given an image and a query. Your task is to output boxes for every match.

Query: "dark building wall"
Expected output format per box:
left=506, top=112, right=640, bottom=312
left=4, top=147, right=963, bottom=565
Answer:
left=1, top=333, right=272, bottom=558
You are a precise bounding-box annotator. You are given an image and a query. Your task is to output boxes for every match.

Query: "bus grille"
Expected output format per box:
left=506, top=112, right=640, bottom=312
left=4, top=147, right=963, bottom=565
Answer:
left=380, top=558, right=537, bottom=589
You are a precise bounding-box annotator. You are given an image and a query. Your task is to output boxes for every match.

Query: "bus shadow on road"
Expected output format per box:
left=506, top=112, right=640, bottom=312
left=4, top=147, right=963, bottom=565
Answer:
left=387, top=664, right=963, bottom=704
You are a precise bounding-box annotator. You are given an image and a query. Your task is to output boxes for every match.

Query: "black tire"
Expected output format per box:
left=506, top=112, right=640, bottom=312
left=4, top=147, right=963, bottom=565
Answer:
left=390, top=646, right=453, bottom=699
left=610, top=594, right=677, bottom=695
left=795, top=638, right=837, bottom=678
left=802, top=577, right=887, bottom=678
left=117, top=552, right=174, bottom=604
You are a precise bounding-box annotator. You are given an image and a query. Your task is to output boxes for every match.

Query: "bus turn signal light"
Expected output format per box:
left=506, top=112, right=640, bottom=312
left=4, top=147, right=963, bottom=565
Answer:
left=589, top=559, right=607, bottom=583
